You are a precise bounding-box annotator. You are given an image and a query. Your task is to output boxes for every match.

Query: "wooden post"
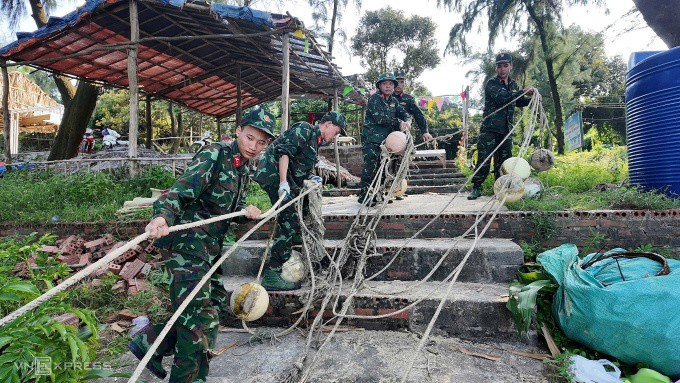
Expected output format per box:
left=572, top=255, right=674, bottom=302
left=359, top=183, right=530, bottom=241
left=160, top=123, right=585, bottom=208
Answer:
left=333, top=87, right=341, bottom=187
left=281, top=33, right=290, bottom=132
left=217, top=117, right=221, bottom=138
left=1, top=61, right=10, bottom=163
left=145, top=94, right=152, bottom=149
left=127, top=0, right=140, bottom=174
left=236, top=65, right=242, bottom=126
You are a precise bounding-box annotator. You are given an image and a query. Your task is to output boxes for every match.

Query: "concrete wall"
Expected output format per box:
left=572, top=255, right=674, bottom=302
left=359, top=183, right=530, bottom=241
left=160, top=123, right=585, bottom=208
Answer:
left=3, top=208, right=679, bottom=255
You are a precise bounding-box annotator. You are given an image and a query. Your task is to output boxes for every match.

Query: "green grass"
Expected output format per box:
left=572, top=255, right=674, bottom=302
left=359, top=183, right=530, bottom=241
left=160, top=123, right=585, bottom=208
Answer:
left=461, top=145, right=680, bottom=211
left=0, top=166, right=176, bottom=224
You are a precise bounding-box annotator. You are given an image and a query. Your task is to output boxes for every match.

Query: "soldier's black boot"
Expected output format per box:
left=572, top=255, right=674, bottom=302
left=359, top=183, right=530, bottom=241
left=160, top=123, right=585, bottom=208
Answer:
left=467, top=185, right=482, bottom=200
left=128, top=338, right=168, bottom=379
left=261, top=267, right=301, bottom=291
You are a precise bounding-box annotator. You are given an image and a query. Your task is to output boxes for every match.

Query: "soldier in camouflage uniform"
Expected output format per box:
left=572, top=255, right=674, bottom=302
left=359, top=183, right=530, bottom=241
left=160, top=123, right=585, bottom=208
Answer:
left=253, top=111, right=346, bottom=290
left=393, top=71, right=433, bottom=199
left=359, top=72, right=411, bottom=206
left=468, top=53, right=533, bottom=200
left=128, top=109, right=275, bottom=382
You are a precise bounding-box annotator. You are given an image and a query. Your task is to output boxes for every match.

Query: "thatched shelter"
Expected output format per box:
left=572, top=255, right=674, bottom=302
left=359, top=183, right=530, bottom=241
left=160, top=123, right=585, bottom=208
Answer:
left=0, top=71, right=62, bottom=134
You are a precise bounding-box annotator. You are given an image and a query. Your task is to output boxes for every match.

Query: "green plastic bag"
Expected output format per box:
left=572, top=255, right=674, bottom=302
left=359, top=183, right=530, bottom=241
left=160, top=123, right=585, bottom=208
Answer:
left=538, top=244, right=680, bottom=377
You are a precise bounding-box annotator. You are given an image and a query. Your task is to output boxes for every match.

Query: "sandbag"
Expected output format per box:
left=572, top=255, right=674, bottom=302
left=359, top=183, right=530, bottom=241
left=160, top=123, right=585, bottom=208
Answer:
left=538, top=244, right=680, bottom=377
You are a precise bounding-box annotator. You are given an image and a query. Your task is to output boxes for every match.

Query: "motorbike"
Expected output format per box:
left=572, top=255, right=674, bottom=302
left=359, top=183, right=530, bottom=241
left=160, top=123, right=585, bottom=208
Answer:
left=190, top=132, right=213, bottom=153
left=79, top=128, right=95, bottom=154
left=101, top=128, right=128, bottom=150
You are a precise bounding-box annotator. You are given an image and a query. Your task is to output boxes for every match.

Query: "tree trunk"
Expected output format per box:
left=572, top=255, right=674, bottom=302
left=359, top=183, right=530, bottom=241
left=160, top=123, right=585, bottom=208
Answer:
left=28, top=0, right=99, bottom=160
left=329, top=0, right=339, bottom=56
left=170, top=104, right=184, bottom=154
left=526, top=3, right=565, bottom=154
left=47, top=81, right=98, bottom=160
left=633, top=0, right=680, bottom=48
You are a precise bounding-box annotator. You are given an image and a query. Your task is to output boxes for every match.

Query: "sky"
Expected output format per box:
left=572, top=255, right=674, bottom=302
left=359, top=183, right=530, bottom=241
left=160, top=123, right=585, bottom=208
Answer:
left=0, top=0, right=668, bottom=98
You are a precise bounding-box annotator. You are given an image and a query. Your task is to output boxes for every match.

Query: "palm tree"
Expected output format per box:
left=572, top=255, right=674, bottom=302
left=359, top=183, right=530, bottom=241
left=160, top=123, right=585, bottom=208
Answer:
left=2, top=0, right=99, bottom=160
left=439, top=0, right=604, bottom=154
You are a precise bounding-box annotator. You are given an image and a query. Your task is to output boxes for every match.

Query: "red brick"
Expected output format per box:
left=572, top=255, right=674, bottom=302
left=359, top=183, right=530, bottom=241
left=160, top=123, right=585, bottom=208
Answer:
left=353, top=308, right=375, bottom=316
left=377, top=308, right=409, bottom=319
left=112, top=280, right=126, bottom=292
left=108, top=263, right=122, bottom=275
left=54, top=313, right=80, bottom=327
left=37, top=245, right=61, bottom=254
left=386, top=271, right=411, bottom=279
left=79, top=253, right=92, bottom=266
left=119, top=259, right=145, bottom=280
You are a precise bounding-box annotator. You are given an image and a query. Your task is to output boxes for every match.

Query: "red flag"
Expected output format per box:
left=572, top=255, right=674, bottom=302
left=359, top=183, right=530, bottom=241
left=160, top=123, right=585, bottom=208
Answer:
left=460, top=89, right=468, bottom=101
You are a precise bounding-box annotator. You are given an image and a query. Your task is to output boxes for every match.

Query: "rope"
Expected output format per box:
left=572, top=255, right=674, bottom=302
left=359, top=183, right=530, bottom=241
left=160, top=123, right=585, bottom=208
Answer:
left=0, top=209, right=252, bottom=327
left=128, top=186, right=321, bottom=382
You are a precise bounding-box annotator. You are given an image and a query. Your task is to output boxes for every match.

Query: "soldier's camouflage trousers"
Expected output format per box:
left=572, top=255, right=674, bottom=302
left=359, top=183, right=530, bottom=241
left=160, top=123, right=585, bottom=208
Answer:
left=471, top=131, right=513, bottom=186
left=266, top=186, right=304, bottom=268
left=132, top=249, right=230, bottom=382
left=359, top=142, right=382, bottom=200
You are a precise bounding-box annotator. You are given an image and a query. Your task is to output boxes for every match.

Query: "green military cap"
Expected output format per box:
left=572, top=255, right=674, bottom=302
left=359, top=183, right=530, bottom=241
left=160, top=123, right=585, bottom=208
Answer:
left=375, top=72, right=398, bottom=88
left=495, top=52, right=512, bottom=64
left=319, top=111, right=347, bottom=136
left=240, top=108, right=276, bottom=138
left=394, top=71, right=406, bottom=79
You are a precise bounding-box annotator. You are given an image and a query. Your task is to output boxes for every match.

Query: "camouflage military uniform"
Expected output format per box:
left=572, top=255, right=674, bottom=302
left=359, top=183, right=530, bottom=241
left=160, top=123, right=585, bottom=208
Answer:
left=253, top=121, right=321, bottom=269
left=394, top=92, right=428, bottom=137
left=360, top=89, right=409, bottom=201
left=471, top=76, right=530, bottom=186
left=131, top=141, right=250, bottom=382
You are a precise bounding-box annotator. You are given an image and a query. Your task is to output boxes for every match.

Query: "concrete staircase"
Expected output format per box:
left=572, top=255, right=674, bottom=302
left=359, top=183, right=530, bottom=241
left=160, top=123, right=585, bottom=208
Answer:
left=323, top=159, right=468, bottom=197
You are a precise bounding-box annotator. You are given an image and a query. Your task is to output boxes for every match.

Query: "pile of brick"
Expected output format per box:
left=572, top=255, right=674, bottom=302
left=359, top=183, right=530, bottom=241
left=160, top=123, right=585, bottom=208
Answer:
left=37, top=234, right=163, bottom=296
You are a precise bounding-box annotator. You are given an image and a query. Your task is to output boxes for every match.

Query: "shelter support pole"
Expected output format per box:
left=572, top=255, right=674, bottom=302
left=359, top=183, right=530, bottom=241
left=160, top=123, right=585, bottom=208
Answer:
left=217, top=117, right=221, bottom=138
left=236, top=65, right=242, bottom=126
left=127, top=0, right=140, bottom=175
left=1, top=61, right=10, bottom=163
left=333, top=87, right=341, bottom=187
left=145, top=94, right=152, bottom=149
left=463, top=85, right=469, bottom=148
left=281, top=33, right=290, bottom=132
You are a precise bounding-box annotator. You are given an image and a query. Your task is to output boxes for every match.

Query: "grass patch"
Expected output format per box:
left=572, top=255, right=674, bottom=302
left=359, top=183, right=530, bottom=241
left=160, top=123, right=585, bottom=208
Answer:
left=0, top=166, right=176, bottom=224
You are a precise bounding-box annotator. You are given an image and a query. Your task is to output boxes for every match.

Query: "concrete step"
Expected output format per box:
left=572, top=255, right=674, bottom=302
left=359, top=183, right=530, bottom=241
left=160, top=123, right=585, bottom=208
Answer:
left=237, top=194, right=504, bottom=241
left=323, top=184, right=467, bottom=197
left=407, top=177, right=466, bottom=187
left=410, top=159, right=459, bottom=169
left=221, top=276, right=520, bottom=342
left=407, top=172, right=465, bottom=180
left=222, top=238, right=522, bottom=283
left=111, top=328, right=548, bottom=382
left=408, top=166, right=463, bottom=175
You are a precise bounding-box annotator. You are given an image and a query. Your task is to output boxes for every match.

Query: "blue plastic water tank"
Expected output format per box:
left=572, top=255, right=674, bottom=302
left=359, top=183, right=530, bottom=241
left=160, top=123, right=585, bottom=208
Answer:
left=626, top=48, right=680, bottom=196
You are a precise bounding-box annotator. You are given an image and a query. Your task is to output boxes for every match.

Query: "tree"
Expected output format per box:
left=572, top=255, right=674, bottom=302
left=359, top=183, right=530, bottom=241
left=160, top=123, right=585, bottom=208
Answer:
left=633, top=0, right=680, bottom=48
left=308, top=0, right=361, bottom=58
left=1, top=0, right=99, bottom=160
left=350, top=7, right=440, bottom=82
left=439, top=0, right=604, bottom=154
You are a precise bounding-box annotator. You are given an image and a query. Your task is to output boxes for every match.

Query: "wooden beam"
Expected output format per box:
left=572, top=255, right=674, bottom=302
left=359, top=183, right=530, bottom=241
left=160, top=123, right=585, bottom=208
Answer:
left=145, top=94, right=152, bottom=149
left=128, top=0, right=139, bottom=163
left=281, top=33, right=290, bottom=132
left=236, top=65, right=242, bottom=126
left=2, top=61, right=10, bottom=163
left=19, top=114, right=51, bottom=125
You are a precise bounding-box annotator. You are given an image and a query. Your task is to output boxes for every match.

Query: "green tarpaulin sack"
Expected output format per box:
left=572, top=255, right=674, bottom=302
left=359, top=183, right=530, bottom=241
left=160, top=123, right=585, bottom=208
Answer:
left=538, top=244, right=680, bottom=377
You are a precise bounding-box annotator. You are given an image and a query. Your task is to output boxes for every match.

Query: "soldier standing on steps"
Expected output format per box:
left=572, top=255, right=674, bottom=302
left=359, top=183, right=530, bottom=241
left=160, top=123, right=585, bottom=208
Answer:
left=393, top=71, right=434, bottom=200
left=359, top=72, right=411, bottom=207
left=253, top=111, right=347, bottom=291
left=468, top=53, right=533, bottom=200
left=128, top=109, right=275, bottom=382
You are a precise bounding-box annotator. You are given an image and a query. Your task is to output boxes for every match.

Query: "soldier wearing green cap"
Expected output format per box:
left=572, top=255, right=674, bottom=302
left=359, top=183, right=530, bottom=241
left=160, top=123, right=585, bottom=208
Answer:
left=254, top=111, right=346, bottom=290
left=359, top=72, right=411, bottom=206
left=394, top=71, right=433, bottom=143
left=129, top=108, right=275, bottom=381
left=468, top=53, right=534, bottom=200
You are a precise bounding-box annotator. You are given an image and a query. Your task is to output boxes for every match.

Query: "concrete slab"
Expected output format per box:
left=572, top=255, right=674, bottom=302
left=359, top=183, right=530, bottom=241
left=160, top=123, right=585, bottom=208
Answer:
left=321, top=193, right=507, bottom=216
left=105, top=328, right=548, bottom=382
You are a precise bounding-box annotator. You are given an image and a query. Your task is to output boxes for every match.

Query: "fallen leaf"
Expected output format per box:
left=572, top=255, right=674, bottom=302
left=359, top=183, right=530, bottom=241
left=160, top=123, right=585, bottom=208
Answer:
left=110, top=322, right=126, bottom=333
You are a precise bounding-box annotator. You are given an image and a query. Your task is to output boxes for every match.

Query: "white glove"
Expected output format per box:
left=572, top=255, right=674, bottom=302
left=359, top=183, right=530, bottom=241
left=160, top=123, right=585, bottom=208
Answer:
left=278, top=181, right=291, bottom=200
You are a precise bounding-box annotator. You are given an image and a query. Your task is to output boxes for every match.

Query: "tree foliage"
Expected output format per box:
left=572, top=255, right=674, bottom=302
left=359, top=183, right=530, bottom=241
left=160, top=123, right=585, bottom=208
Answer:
left=439, top=0, right=605, bottom=154
left=350, top=7, right=440, bottom=81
